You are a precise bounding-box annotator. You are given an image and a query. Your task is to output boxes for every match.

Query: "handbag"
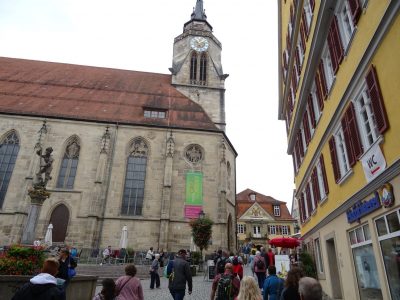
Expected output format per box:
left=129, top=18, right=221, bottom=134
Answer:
left=68, top=267, right=76, bottom=278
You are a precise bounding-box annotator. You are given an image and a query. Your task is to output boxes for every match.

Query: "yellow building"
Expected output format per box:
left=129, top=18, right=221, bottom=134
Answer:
left=278, top=0, right=400, bottom=299
left=236, top=189, right=295, bottom=249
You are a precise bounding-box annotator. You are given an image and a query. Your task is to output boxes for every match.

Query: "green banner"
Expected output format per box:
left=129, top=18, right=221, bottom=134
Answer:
left=185, top=172, right=203, bottom=205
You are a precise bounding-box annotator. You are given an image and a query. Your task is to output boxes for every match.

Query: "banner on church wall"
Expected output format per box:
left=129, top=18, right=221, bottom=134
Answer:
left=185, top=205, right=203, bottom=219
left=185, top=172, right=203, bottom=205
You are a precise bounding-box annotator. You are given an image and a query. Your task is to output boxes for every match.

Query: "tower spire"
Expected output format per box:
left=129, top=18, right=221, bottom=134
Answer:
left=191, top=0, right=207, bottom=20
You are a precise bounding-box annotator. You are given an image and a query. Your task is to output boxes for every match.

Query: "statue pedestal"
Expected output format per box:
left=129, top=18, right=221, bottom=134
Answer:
left=21, top=187, right=50, bottom=245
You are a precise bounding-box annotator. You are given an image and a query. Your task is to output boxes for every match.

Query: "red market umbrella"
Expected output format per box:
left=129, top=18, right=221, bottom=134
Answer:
left=268, top=237, right=300, bottom=248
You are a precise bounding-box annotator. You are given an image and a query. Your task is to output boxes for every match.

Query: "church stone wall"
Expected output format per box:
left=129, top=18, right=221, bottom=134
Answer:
left=0, top=115, right=236, bottom=252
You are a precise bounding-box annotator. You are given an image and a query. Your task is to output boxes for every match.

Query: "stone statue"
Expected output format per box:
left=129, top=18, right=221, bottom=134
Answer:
left=35, top=147, right=54, bottom=188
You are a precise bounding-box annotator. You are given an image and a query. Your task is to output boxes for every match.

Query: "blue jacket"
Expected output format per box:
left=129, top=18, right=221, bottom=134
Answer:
left=263, top=274, right=284, bottom=300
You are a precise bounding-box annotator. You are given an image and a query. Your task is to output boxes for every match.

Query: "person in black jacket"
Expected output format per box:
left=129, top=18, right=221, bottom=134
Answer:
left=168, top=249, right=192, bottom=299
left=57, top=249, right=73, bottom=300
left=12, top=258, right=63, bottom=300
left=281, top=267, right=305, bottom=300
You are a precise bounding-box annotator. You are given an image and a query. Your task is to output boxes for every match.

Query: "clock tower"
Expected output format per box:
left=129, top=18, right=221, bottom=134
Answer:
left=170, top=0, right=228, bottom=131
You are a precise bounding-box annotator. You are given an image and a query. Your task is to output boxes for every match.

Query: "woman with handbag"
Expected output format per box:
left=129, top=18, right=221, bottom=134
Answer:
left=115, top=264, right=143, bottom=300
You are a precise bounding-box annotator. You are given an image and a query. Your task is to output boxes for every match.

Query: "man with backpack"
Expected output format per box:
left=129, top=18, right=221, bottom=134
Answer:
left=210, top=262, right=240, bottom=300
left=214, top=250, right=229, bottom=277
left=231, top=256, right=243, bottom=280
left=253, top=251, right=267, bottom=289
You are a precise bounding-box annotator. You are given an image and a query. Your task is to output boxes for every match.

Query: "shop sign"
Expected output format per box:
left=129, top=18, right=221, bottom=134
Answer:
left=361, top=143, right=386, bottom=183
left=379, top=183, right=395, bottom=208
left=346, top=192, right=381, bottom=223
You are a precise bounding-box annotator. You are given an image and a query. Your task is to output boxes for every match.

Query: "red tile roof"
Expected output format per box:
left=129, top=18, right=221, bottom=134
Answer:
left=0, top=57, right=218, bottom=131
left=236, top=188, right=294, bottom=220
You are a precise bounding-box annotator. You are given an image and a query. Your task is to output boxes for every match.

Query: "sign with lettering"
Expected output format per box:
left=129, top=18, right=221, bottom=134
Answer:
left=185, top=205, right=203, bottom=219
left=346, top=192, right=382, bottom=223
left=361, top=143, right=386, bottom=182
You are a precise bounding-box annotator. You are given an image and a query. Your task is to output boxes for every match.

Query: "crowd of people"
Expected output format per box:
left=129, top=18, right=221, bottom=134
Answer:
left=10, top=245, right=323, bottom=300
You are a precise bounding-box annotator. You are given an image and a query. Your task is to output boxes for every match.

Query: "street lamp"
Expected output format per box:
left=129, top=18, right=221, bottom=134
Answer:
left=199, top=210, right=205, bottom=219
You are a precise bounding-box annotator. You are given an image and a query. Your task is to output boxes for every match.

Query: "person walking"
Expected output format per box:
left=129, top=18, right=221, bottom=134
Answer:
left=236, top=276, right=262, bottom=300
left=262, top=265, right=284, bottom=300
left=115, top=264, right=144, bottom=300
left=298, top=277, right=322, bottom=300
left=253, top=251, right=267, bottom=289
left=267, top=249, right=275, bottom=267
left=215, top=250, right=229, bottom=276
left=146, top=247, right=154, bottom=261
left=249, top=250, right=256, bottom=277
left=92, top=278, right=116, bottom=300
left=280, top=267, right=304, bottom=300
left=101, top=246, right=112, bottom=265
left=168, top=249, right=192, bottom=300
left=210, top=262, right=240, bottom=300
left=150, top=253, right=161, bottom=289
left=57, top=249, right=73, bottom=300
left=12, top=258, right=63, bottom=300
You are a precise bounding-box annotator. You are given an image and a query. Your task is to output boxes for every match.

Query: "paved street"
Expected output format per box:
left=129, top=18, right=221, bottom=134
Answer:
left=95, top=264, right=254, bottom=299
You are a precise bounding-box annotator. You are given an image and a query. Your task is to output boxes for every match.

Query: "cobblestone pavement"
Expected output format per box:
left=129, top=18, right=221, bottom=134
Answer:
left=95, top=264, right=255, bottom=299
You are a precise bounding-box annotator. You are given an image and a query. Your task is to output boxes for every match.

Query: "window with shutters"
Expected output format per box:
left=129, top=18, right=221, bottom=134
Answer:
left=300, top=124, right=307, bottom=154
left=269, top=225, right=276, bottom=235
left=306, top=106, right=315, bottom=138
left=273, top=205, right=281, bottom=216
left=354, top=85, right=379, bottom=148
left=308, top=179, right=317, bottom=212
left=121, top=138, right=148, bottom=216
left=303, top=0, right=313, bottom=32
left=253, top=226, right=261, bottom=237
left=316, top=159, right=328, bottom=201
left=321, top=44, right=335, bottom=92
left=314, top=238, right=325, bottom=274
left=0, top=131, right=19, bottom=208
left=302, top=190, right=310, bottom=220
left=310, top=83, right=322, bottom=123
left=57, top=136, right=80, bottom=189
left=334, top=127, right=351, bottom=180
left=337, top=1, right=356, bottom=52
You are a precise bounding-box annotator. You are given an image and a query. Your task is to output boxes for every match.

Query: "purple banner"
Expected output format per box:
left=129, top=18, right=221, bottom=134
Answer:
left=185, top=205, right=203, bottom=219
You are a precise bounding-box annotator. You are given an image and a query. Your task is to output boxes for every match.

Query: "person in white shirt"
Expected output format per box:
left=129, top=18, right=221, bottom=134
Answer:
left=101, top=246, right=112, bottom=265
left=145, top=247, right=154, bottom=261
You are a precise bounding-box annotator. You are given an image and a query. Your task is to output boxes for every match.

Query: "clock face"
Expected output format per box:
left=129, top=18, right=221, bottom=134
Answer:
left=190, top=37, right=209, bottom=52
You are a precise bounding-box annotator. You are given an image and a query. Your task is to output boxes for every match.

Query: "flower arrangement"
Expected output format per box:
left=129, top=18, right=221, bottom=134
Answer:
left=0, top=245, right=45, bottom=275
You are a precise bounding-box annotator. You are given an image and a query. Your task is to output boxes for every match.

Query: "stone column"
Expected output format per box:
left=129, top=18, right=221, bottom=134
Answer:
left=158, top=132, right=175, bottom=250
left=21, top=188, right=50, bottom=244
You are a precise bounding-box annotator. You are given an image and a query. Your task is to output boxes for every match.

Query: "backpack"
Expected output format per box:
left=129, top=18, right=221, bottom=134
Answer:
left=216, top=274, right=234, bottom=300
left=232, top=256, right=239, bottom=266
left=256, top=258, right=265, bottom=269
left=217, top=257, right=227, bottom=274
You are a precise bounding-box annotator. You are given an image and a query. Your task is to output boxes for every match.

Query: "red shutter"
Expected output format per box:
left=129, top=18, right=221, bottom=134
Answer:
left=327, top=16, right=344, bottom=74
left=320, top=154, right=329, bottom=194
left=348, top=0, right=361, bottom=25
left=318, top=61, right=328, bottom=99
left=365, top=65, right=389, bottom=134
left=347, top=102, right=364, bottom=159
left=310, top=0, right=315, bottom=12
left=301, top=11, right=309, bottom=44
left=329, top=136, right=341, bottom=183
left=295, top=47, right=301, bottom=75
left=292, top=69, right=298, bottom=90
left=307, top=94, right=316, bottom=128
left=286, top=32, right=291, bottom=51
left=299, top=194, right=306, bottom=222
left=303, top=113, right=311, bottom=146
left=283, top=51, right=288, bottom=70
left=300, top=21, right=307, bottom=53
left=341, top=109, right=356, bottom=167
left=315, top=77, right=324, bottom=111
left=306, top=184, right=313, bottom=214
left=298, top=131, right=304, bottom=158
left=312, top=168, right=321, bottom=203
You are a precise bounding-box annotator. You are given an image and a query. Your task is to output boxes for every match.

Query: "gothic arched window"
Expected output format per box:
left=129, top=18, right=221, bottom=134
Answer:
left=121, top=138, right=148, bottom=216
left=0, top=131, right=19, bottom=208
left=199, top=53, right=207, bottom=84
left=190, top=52, right=198, bottom=83
left=57, top=137, right=80, bottom=189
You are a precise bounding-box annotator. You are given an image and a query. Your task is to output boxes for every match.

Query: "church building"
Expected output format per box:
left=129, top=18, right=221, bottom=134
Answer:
left=0, top=0, right=237, bottom=252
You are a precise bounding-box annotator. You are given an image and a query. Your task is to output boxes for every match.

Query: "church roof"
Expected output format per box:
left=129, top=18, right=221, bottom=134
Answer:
left=0, top=57, right=219, bottom=131
left=236, top=188, right=294, bottom=220
left=191, top=0, right=207, bottom=21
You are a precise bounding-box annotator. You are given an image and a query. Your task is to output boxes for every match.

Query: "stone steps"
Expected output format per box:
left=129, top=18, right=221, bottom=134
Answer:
left=76, top=264, right=152, bottom=282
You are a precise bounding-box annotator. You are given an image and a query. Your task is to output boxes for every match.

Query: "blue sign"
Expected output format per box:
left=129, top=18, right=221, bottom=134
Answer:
left=346, top=192, right=381, bottom=223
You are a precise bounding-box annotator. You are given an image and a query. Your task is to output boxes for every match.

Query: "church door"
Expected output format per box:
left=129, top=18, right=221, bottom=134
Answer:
left=49, top=204, right=69, bottom=242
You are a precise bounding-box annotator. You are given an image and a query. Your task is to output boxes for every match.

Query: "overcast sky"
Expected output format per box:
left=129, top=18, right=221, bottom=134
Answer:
left=0, top=0, right=295, bottom=209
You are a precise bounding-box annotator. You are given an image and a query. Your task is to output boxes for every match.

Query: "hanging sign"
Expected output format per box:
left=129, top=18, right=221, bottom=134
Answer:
left=361, top=143, right=386, bottom=182
left=379, top=183, right=395, bottom=208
